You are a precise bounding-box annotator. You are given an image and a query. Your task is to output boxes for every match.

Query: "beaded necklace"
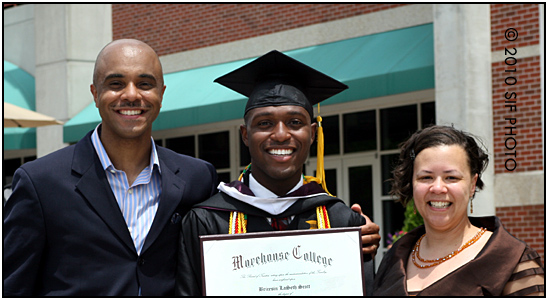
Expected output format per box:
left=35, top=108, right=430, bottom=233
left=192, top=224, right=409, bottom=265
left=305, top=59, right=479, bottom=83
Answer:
left=411, top=227, right=486, bottom=269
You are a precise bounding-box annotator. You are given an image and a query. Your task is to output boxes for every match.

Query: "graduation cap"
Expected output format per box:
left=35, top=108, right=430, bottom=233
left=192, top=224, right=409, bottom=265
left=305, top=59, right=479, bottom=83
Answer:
left=215, top=50, right=348, bottom=196
left=214, top=50, right=348, bottom=119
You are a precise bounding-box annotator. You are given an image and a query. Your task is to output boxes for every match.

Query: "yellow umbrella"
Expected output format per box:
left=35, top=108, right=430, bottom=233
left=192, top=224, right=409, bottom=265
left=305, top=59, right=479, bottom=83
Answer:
left=4, top=102, right=64, bottom=128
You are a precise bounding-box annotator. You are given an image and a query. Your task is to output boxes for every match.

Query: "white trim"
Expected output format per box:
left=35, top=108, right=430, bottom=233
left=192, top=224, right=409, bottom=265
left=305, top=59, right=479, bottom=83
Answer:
left=153, top=119, right=243, bottom=139
left=494, top=171, right=545, bottom=207
left=316, top=89, right=435, bottom=117
left=491, top=44, right=541, bottom=63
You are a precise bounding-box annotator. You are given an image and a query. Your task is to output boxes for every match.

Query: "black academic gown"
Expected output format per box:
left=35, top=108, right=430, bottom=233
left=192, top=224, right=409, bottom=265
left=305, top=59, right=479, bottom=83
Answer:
left=176, top=179, right=374, bottom=296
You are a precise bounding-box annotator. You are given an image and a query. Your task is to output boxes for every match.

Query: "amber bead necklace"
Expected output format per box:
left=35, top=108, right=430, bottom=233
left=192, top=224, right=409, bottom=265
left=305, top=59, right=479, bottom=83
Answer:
left=411, top=227, right=486, bottom=269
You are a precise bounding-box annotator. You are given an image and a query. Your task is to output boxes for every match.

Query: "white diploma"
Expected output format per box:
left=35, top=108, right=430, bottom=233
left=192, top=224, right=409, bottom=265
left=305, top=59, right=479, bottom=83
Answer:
left=200, top=227, right=365, bottom=296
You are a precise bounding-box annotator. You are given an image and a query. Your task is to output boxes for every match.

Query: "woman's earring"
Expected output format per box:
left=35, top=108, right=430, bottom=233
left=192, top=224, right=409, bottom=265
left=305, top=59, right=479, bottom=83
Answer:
left=470, top=197, right=473, bottom=214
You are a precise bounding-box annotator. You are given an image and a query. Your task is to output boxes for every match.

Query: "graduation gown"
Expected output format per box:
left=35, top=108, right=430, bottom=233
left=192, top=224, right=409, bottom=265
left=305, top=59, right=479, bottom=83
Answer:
left=373, top=216, right=545, bottom=296
left=176, top=180, right=373, bottom=296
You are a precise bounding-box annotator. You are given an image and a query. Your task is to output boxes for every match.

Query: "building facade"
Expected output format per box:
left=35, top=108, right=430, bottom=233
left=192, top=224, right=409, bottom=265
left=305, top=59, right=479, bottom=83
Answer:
left=3, top=3, right=544, bottom=267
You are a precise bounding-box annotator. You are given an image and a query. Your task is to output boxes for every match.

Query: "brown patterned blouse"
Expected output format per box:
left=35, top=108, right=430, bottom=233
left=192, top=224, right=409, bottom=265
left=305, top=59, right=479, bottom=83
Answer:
left=373, top=216, right=544, bottom=296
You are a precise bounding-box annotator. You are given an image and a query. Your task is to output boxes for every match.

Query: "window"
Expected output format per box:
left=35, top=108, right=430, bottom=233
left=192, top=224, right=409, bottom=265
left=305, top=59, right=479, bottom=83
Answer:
left=165, top=136, right=195, bottom=157
left=154, top=139, right=163, bottom=147
left=239, top=135, right=251, bottom=167
left=382, top=200, right=406, bottom=247
left=164, top=131, right=233, bottom=182
left=311, top=168, right=338, bottom=196
left=199, top=131, right=230, bottom=169
left=380, top=105, right=417, bottom=150
left=348, top=165, right=373, bottom=218
left=381, top=153, right=399, bottom=196
left=324, top=169, right=337, bottom=196
left=3, top=158, right=21, bottom=187
left=421, top=102, right=436, bottom=128
left=343, top=110, right=376, bottom=153
left=217, top=172, right=231, bottom=186
left=310, top=115, right=340, bottom=157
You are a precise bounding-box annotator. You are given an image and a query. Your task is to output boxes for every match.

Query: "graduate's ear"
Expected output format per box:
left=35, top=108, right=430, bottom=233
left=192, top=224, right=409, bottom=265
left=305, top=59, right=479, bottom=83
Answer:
left=310, top=121, right=317, bottom=145
left=240, top=124, right=249, bottom=147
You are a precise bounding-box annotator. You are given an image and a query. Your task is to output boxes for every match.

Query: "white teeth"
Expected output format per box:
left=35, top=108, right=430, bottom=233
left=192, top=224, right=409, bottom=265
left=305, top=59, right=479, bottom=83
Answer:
left=429, top=201, right=451, bottom=209
left=269, top=149, right=293, bottom=156
left=119, top=110, right=142, bottom=116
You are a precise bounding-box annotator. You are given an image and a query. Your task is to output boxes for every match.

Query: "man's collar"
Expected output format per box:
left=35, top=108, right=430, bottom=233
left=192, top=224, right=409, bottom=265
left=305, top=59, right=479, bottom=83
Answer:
left=91, top=124, right=161, bottom=174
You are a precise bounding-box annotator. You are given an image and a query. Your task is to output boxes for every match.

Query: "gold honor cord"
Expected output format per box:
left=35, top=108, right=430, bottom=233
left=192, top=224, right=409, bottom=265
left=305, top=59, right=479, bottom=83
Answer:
left=228, top=207, right=329, bottom=234
left=315, top=205, right=331, bottom=229
left=229, top=211, right=247, bottom=234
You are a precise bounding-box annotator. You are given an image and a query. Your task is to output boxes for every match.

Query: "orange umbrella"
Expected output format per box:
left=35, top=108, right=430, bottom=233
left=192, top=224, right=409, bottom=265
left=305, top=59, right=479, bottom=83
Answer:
left=4, top=102, right=64, bottom=127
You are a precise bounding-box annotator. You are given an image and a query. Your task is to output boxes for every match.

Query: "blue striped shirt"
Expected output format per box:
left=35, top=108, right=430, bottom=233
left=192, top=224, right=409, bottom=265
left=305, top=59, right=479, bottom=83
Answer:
left=91, top=125, right=162, bottom=255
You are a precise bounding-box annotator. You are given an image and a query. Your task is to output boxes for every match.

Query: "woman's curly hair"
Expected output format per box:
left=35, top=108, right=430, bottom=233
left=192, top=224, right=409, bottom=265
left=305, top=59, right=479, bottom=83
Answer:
left=390, top=125, right=489, bottom=207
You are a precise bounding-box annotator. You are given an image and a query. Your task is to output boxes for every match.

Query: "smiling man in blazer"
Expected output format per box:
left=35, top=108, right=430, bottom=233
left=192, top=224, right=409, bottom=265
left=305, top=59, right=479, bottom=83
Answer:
left=3, top=39, right=218, bottom=296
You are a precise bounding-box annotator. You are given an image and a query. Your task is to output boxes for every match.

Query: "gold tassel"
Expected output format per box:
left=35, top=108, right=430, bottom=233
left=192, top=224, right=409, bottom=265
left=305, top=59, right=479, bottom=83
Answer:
left=304, top=104, right=334, bottom=196
left=315, top=104, right=333, bottom=196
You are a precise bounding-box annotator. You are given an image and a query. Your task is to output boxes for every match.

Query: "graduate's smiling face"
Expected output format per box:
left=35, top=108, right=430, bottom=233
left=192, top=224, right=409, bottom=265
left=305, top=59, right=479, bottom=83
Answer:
left=241, top=105, right=317, bottom=195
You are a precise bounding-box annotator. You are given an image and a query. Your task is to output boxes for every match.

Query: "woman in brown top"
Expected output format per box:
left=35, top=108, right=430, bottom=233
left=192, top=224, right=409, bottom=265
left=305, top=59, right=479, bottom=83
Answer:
left=373, top=125, right=544, bottom=296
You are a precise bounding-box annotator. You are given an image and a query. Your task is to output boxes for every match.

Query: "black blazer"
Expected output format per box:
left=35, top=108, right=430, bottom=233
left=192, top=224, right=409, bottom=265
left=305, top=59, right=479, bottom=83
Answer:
left=3, top=130, right=218, bottom=296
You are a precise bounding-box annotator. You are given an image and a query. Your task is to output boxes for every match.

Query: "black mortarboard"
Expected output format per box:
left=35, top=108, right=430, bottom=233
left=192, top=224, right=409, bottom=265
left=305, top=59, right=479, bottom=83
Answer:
left=214, top=50, right=348, bottom=119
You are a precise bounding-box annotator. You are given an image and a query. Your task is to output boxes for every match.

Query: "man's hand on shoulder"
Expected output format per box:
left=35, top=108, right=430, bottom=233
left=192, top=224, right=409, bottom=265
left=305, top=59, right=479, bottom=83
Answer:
left=351, top=204, right=381, bottom=257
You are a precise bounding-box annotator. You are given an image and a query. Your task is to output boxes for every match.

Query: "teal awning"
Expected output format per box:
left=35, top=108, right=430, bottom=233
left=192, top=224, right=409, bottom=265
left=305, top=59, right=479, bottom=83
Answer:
left=3, top=61, right=37, bottom=150
left=64, top=23, right=434, bottom=143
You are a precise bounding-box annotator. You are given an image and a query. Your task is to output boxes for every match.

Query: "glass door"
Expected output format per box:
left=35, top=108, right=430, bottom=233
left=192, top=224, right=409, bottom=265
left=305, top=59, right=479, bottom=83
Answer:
left=307, top=154, right=384, bottom=269
left=343, top=155, right=383, bottom=269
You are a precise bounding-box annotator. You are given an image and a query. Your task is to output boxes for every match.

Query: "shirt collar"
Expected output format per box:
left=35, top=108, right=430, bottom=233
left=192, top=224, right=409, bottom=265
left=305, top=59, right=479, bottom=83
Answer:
left=248, top=173, right=303, bottom=198
left=91, top=124, right=161, bottom=174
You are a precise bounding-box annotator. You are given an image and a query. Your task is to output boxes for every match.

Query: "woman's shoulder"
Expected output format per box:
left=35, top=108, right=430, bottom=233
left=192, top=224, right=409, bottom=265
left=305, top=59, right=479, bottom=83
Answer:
left=501, top=245, right=545, bottom=296
left=473, top=216, right=545, bottom=296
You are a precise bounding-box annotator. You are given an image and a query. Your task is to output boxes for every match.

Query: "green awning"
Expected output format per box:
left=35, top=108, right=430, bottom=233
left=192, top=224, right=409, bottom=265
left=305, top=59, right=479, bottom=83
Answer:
left=3, top=61, right=37, bottom=150
left=64, top=23, right=434, bottom=143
